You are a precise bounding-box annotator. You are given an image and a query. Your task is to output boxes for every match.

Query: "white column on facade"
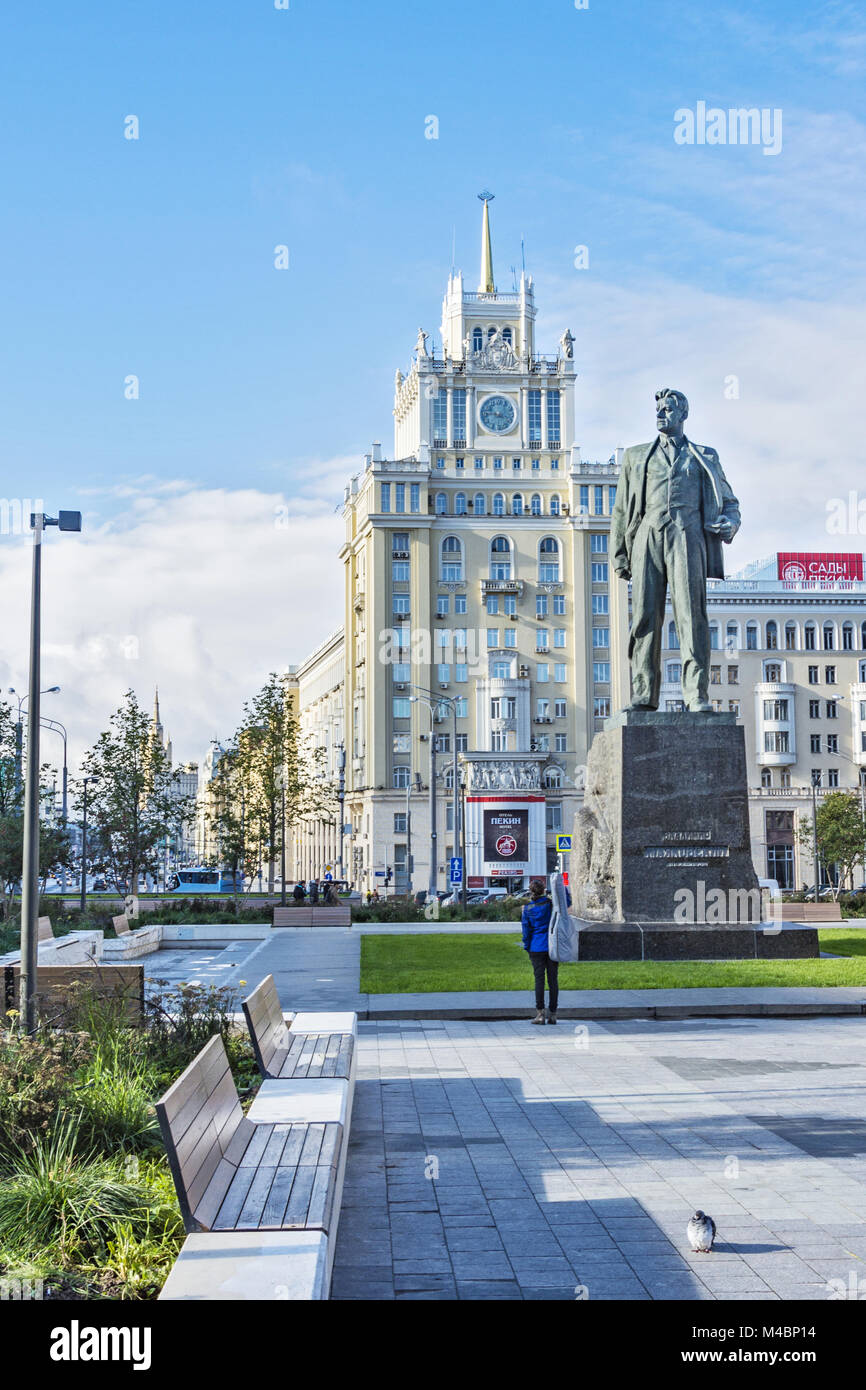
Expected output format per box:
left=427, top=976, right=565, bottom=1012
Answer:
left=466, top=386, right=475, bottom=447
left=541, top=387, right=549, bottom=448
left=446, top=387, right=454, bottom=447
left=521, top=387, right=529, bottom=448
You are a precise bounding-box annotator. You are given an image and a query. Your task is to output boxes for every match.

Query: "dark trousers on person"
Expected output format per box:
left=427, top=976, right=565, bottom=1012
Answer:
left=529, top=951, right=558, bottom=1011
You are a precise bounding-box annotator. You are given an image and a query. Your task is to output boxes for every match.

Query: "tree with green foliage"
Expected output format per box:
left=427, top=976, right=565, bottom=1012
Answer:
left=0, top=701, right=71, bottom=918
left=204, top=745, right=249, bottom=894
left=798, top=790, right=866, bottom=899
left=77, top=690, right=194, bottom=895
left=230, top=673, right=330, bottom=893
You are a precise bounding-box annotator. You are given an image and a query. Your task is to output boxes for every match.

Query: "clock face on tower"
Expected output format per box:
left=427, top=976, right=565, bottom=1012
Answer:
left=479, top=394, right=517, bottom=434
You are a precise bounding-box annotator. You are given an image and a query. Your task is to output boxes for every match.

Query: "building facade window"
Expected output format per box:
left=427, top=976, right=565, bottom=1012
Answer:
left=490, top=535, right=512, bottom=579
left=539, top=536, right=560, bottom=581
left=547, top=390, right=560, bottom=442
left=441, top=536, right=463, bottom=580
left=528, top=389, right=542, bottom=442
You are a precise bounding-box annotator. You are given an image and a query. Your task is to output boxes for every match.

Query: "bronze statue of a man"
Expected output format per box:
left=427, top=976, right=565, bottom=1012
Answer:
left=611, top=388, right=741, bottom=712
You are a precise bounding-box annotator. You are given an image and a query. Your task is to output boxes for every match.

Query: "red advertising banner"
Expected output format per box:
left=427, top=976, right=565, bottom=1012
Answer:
left=777, top=552, right=864, bottom=583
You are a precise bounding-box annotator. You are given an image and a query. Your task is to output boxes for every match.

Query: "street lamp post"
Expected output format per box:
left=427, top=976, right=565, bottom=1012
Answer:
left=42, top=717, right=68, bottom=896
left=8, top=685, right=60, bottom=801
left=405, top=770, right=421, bottom=899
left=337, top=744, right=346, bottom=883
left=411, top=685, right=462, bottom=904
left=810, top=773, right=821, bottom=899
left=280, top=775, right=287, bottom=907
left=79, top=775, right=98, bottom=913
left=427, top=732, right=438, bottom=900
left=20, top=510, right=80, bottom=1033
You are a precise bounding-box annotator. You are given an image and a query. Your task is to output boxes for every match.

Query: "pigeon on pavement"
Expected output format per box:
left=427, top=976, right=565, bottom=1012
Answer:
left=687, top=1210, right=717, bottom=1253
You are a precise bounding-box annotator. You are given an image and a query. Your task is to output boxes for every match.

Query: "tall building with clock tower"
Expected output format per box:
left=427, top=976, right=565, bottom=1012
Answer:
left=293, top=199, right=629, bottom=896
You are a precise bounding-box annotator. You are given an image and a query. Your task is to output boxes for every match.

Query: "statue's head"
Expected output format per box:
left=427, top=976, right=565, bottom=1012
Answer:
left=655, top=387, right=689, bottom=434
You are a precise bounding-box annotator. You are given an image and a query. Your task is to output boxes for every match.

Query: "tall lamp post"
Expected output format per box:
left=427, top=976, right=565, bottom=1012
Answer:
left=20, top=510, right=81, bottom=1032
left=410, top=696, right=438, bottom=900
left=280, top=771, right=287, bottom=907
left=8, top=685, right=60, bottom=799
left=79, top=775, right=99, bottom=914
left=411, top=685, right=463, bottom=905
left=41, top=717, right=68, bottom=895
left=337, top=744, right=346, bottom=883
left=405, top=770, right=421, bottom=899
left=810, top=771, right=821, bottom=900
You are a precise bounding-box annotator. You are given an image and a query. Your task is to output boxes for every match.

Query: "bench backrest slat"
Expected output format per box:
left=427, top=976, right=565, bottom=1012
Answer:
left=37, top=917, right=54, bottom=943
left=242, top=975, right=288, bottom=1078
left=156, top=1034, right=244, bottom=1232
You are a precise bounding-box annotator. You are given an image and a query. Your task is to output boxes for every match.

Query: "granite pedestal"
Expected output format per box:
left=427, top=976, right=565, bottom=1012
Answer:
left=570, top=710, right=819, bottom=960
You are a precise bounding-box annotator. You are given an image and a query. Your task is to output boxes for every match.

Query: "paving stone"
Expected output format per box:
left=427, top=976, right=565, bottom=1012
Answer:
left=330, top=1013, right=866, bottom=1304
left=449, top=1251, right=515, bottom=1280
left=456, top=1280, right=524, bottom=1300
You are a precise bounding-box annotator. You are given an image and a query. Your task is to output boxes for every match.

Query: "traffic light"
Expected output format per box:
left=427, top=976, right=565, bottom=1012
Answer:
left=385, top=865, right=392, bottom=885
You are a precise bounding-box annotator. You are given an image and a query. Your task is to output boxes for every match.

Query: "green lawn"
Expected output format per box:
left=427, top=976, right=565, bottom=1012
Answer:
left=360, top=929, right=866, bottom=994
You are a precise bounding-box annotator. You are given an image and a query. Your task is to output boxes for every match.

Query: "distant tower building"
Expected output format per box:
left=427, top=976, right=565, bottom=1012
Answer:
left=296, top=199, right=628, bottom=896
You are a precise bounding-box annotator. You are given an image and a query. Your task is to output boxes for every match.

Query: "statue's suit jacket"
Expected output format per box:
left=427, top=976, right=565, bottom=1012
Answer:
left=610, top=438, right=741, bottom=582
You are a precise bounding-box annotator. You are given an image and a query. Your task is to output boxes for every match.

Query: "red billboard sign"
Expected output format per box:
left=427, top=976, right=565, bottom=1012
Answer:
left=777, top=552, right=863, bottom=583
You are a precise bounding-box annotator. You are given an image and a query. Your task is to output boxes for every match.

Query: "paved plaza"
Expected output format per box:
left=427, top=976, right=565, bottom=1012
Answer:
left=135, top=929, right=866, bottom=1300
left=331, top=1015, right=866, bottom=1300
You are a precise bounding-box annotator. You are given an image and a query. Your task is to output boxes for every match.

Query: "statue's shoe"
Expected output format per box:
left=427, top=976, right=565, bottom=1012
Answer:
left=688, top=701, right=714, bottom=712
left=627, top=702, right=656, bottom=711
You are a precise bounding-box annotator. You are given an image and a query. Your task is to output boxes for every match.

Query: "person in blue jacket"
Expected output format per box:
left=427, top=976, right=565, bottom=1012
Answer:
left=521, top=880, right=558, bottom=1024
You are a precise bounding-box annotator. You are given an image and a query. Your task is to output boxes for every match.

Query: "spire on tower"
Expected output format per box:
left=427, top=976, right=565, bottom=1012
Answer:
left=477, top=191, right=495, bottom=293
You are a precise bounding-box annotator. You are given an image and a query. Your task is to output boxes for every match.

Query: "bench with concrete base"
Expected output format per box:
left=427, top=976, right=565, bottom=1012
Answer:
left=242, top=974, right=355, bottom=1081
left=157, top=1024, right=355, bottom=1300
left=102, top=914, right=162, bottom=959
left=783, top=903, right=843, bottom=922
left=272, top=906, right=351, bottom=928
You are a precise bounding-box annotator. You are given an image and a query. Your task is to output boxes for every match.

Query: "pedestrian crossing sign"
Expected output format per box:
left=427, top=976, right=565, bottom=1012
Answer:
left=555, top=834, right=572, bottom=852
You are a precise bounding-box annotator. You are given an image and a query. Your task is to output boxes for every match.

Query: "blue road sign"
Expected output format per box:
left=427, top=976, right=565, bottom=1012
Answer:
left=555, top=834, right=573, bottom=852
left=324, top=872, right=333, bottom=881
left=449, top=856, right=463, bottom=884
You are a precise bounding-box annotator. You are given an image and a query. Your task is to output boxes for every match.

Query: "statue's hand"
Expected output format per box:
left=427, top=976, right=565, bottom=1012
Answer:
left=615, top=566, right=631, bottom=581
left=707, top=518, right=736, bottom=542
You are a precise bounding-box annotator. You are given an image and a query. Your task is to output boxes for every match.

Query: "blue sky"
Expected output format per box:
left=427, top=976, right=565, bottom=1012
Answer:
left=2, top=0, right=862, bottom=500
left=0, top=0, right=864, bottom=764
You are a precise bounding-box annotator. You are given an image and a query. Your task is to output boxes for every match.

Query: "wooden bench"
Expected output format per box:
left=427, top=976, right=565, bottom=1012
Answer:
left=37, top=916, right=54, bottom=943
left=272, top=905, right=351, bottom=928
left=783, top=902, right=843, bottom=922
left=2, top=963, right=144, bottom=1024
left=242, top=975, right=355, bottom=1081
left=156, top=1034, right=345, bottom=1237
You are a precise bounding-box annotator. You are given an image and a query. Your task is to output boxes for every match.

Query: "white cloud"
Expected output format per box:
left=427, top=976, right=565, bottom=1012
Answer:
left=538, top=271, right=866, bottom=569
left=0, top=464, right=351, bottom=774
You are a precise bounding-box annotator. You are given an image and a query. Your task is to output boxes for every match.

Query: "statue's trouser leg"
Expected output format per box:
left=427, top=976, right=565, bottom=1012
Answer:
left=628, top=521, right=668, bottom=707
left=667, top=523, right=709, bottom=706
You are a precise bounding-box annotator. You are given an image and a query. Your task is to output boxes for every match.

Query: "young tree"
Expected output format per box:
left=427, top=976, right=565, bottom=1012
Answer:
left=234, top=673, right=330, bottom=893
left=798, top=790, right=866, bottom=899
left=77, top=690, right=194, bottom=895
left=0, top=700, right=71, bottom=917
left=205, top=745, right=250, bottom=896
